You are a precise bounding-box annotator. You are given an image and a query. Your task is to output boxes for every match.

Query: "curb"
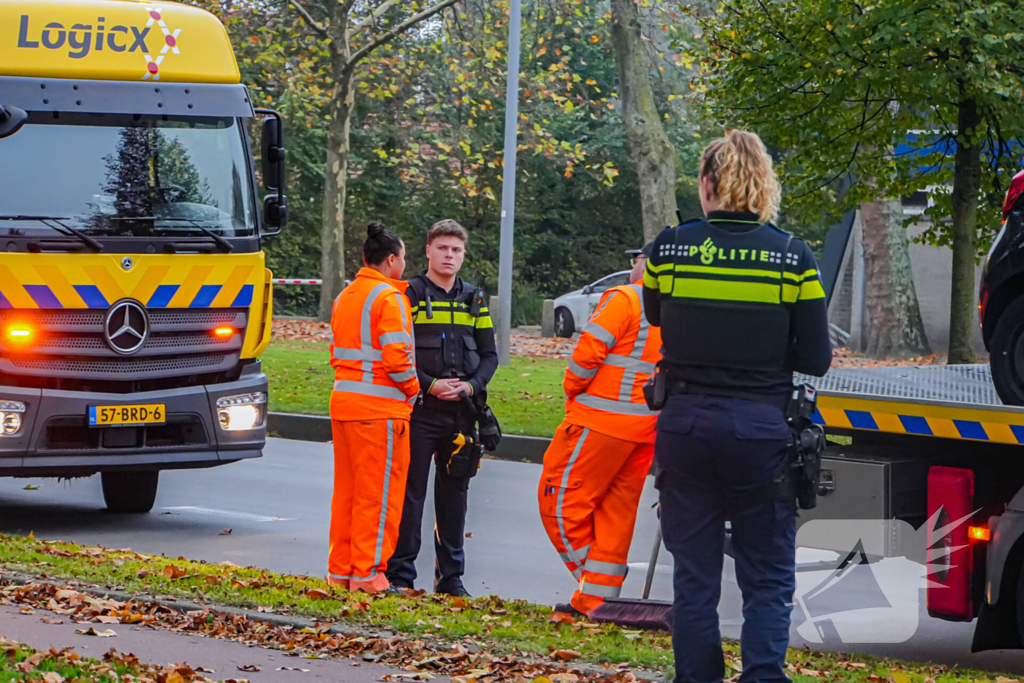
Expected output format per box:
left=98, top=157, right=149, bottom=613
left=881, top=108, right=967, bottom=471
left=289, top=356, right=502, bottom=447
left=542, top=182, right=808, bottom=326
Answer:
left=268, top=412, right=552, bottom=464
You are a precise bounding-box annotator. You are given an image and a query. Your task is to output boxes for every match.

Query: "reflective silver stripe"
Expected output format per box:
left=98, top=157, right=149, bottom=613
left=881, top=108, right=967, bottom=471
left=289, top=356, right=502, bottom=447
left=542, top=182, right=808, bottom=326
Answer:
left=379, top=331, right=413, bottom=346
left=334, top=347, right=383, bottom=362
left=619, top=284, right=650, bottom=402
left=330, top=572, right=354, bottom=580
left=572, top=567, right=582, bottom=581
left=580, top=581, right=622, bottom=599
left=585, top=559, right=629, bottom=577
left=361, top=283, right=393, bottom=383
left=568, top=358, right=598, bottom=379
left=373, top=420, right=395, bottom=569
left=559, top=552, right=577, bottom=565
left=603, top=354, right=655, bottom=374
left=351, top=571, right=380, bottom=581
left=333, top=379, right=409, bottom=402
left=389, top=368, right=416, bottom=383
left=582, top=321, right=616, bottom=348
left=575, top=393, right=656, bottom=416
left=574, top=544, right=590, bottom=562
left=393, top=292, right=414, bottom=365
left=556, top=428, right=590, bottom=570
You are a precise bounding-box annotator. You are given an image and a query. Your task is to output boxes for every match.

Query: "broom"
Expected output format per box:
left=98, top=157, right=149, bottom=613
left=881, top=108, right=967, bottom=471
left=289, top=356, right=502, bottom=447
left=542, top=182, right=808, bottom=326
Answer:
left=588, top=518, right=673, bottom=630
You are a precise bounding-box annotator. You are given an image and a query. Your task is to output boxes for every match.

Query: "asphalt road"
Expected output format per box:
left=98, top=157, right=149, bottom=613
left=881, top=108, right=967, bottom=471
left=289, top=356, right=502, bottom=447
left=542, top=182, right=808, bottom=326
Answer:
left=0, top=438, right=1021, bottom=673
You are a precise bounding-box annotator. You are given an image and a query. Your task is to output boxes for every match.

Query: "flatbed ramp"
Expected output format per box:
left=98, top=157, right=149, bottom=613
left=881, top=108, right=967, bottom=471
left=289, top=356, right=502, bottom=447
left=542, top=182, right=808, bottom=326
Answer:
left=796, top=364, right=1024, bottom=444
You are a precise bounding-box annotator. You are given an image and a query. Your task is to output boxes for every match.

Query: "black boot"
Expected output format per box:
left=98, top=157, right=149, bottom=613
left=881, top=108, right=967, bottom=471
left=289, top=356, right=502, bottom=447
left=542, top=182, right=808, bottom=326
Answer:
left=436, top=583, right=471, bottom=598
left=552, top=603, right=585, bottom=618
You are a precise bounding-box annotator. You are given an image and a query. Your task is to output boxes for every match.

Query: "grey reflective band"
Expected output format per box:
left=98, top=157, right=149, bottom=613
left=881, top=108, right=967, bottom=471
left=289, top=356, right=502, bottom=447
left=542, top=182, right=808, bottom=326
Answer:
left=350, top=571, right=381, bottom=581
left=361, top=283, right=394, bottom=383
left=619, top=285, right=651, bottom=402
left=575, top=393, right=657, bottom=415
left=603, top=354, right=655, bottom=374
left=568, top=358, right=598, bottom=379
left=585, top=559, right=629, bottom=577
left=582, top=321, right=617, bottom=348
left=329, top=572, right=354, bottom=580
left=572, top=567, right=582, bottom=581
left=373, top=420, right=396, bottom=569
left=389, top=368, right=416, bottom=383
left=557, top=430, right=590, bottom=569
left=333, top=379, right=409, bottom=402
left=379, top=331, right=413, bottom=346
left=580, top=581, right=622, bottom=599
left=333, top=347, right=383, bottom=362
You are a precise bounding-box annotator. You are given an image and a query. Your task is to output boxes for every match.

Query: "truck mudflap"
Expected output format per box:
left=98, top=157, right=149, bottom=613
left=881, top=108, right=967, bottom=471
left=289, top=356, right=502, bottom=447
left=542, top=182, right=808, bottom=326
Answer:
left=0, top=361, right=267, bottom=477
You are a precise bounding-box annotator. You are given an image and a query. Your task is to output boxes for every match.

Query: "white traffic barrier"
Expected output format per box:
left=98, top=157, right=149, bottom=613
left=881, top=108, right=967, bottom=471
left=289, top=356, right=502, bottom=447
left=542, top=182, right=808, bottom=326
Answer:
left=273, top=278, right=322, bottom=285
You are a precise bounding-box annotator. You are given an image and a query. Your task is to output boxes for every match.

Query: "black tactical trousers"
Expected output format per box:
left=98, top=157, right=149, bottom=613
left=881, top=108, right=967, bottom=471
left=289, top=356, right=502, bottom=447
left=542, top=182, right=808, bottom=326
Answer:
left=385, top=407, right=472, bottom=592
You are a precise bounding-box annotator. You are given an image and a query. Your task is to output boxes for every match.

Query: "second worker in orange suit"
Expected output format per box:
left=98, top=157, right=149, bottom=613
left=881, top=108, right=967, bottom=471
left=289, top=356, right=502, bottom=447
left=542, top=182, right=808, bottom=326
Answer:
left=328, top=222, right=420, bottom=594
left=538, top=242, right=662, bottom=617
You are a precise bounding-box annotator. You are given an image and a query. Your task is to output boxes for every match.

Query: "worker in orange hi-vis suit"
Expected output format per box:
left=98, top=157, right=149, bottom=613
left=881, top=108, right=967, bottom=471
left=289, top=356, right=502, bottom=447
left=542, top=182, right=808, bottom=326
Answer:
left=538, top=241, right=662, bottom=617
left=329, top=222, right=420, bottom=594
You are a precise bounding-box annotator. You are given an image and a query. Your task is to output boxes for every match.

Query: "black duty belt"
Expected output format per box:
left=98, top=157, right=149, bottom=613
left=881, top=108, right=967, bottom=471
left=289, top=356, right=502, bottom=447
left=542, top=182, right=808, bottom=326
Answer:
left=666, top=378, right=790, bottom=413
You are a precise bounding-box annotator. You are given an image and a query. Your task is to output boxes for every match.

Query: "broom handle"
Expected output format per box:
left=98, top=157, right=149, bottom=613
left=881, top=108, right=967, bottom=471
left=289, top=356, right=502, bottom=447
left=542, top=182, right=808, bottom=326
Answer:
left=642, top=520, right=662, bottom=600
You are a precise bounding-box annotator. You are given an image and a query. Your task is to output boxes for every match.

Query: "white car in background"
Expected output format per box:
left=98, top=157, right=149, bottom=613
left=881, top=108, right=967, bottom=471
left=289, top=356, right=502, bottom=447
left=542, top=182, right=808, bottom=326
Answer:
left=552, top=270, right=631, bottom=338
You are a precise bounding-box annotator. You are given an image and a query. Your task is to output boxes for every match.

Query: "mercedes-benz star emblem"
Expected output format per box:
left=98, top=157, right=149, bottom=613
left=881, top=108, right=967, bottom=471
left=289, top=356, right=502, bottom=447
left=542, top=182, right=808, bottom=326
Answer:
left=121, top=256, right=134, bottom=271
left=104, top=300, right=149, bottom=355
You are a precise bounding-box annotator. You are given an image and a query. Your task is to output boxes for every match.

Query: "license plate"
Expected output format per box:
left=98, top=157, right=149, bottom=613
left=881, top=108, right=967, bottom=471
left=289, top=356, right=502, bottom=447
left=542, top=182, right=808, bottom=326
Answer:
left=88, top=404, right=166, bottom=427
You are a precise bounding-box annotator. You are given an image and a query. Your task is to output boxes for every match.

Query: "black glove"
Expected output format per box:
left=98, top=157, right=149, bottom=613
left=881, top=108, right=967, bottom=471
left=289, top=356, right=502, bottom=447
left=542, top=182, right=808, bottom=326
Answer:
left=477, top=404, right=502, bottom=451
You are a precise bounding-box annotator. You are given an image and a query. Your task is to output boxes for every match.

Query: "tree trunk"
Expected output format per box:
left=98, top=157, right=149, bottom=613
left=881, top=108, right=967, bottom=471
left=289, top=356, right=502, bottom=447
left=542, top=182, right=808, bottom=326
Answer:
left=860, top=198, right=931, bottom=358
left=609, top=0, right=678, bottom=243
left=318, top=18, right=355, bottom=322
left=948, top=97, right=982, bottom=364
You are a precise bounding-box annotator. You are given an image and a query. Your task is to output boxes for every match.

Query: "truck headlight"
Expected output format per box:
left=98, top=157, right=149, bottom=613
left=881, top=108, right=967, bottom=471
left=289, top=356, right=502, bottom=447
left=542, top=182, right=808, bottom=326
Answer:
left=0, top=400, right=26, bottom=436
left=217, top=392, right=267, bottom=432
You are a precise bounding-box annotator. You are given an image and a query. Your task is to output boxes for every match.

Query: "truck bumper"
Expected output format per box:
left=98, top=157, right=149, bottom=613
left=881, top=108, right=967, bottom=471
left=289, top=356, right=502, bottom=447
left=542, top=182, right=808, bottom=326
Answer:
left=0, top=361, right=267, bottom=477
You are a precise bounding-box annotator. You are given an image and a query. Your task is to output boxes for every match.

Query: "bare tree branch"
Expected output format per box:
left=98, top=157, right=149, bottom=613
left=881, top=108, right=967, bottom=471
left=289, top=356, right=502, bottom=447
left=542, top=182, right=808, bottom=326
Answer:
left=289, top=0, right=328, bottom=39
left=347, top=0, right=460, bottom=68
left=349, top=0, right=399, bottom=38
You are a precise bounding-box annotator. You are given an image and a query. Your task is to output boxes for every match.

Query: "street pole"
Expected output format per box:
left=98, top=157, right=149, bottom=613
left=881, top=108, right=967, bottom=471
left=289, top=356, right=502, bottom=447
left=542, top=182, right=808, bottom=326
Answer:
left=496, top=0, right=522, bottom=366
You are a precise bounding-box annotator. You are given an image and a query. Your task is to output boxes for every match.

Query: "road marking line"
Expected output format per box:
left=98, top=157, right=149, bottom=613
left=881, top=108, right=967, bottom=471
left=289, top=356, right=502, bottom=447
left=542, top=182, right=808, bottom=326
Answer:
left=627, top=562, right=672, bottom=573
left=161, top=506, right=296, bottom=522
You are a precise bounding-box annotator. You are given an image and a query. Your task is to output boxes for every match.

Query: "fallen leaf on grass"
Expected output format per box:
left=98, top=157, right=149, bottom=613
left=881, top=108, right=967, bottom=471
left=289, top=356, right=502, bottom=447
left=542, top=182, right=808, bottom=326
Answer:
left=42, top=672, right=65, bottom=683
left=450, top=597, right=468, bottom=609
left=550, top=650, right=581, bottom=661
left=278, top=667, right=311, bottom=672
left=220, top=528, right=233, bottom=535
left=219, top=560, right=241, bottom=567
left=204, top=575, right=222, bottom=586
left=237, top=665, right=261, bottom=672
left=163, top=565, right=188, bottom=580
left=304, top=588, right=331, bottom=600
left=890, top=672, right=911, bottom=683
left=76, top=627, right=117, bottom=637
left=547, top=612, right=574, bottom=626
left=798, top=670, right=823, bottom=677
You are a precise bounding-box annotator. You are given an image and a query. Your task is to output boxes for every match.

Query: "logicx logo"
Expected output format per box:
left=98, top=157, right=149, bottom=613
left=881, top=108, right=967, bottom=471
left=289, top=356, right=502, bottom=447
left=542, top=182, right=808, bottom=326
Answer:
left=16, top=5, right=182, bottom=81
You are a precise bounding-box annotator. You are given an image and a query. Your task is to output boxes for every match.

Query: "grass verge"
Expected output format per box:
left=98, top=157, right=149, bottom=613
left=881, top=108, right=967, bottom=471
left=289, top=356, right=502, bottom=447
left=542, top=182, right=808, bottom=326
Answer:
left=0, top=638, right=209, bottom=683
left=263, top=341, right=566, bottom=438
left=0, top=534, right=1016, bottom=683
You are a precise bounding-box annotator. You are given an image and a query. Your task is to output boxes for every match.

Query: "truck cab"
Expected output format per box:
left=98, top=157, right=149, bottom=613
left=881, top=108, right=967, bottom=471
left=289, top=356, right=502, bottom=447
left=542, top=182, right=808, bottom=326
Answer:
left=0, top=0, right=286, bottom=512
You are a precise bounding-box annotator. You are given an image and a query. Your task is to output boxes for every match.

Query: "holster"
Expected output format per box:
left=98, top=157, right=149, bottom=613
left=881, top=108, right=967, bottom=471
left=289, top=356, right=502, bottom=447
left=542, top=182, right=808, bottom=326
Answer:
left=444, top=431, right=483, bottom=480
left=785, top=384, right=826, bottom=510
left=643, top=363, right=668, bottom=410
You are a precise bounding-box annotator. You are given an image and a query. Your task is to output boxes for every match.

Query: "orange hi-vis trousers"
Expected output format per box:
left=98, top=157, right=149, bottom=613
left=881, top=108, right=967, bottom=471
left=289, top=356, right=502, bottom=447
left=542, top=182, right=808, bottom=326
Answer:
left=538, top=422, right=654, bottom=615
left=329, top=419, right=410, bottom=592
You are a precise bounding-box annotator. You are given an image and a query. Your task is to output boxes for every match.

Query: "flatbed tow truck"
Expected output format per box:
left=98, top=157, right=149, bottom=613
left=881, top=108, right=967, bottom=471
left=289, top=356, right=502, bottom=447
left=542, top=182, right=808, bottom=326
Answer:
left=796, top=363, right=1024, bottom=650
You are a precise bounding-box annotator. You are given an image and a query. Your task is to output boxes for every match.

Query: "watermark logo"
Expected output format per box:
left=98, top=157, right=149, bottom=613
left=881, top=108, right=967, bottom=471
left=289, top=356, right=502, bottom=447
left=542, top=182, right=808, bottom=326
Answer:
left=793, top=509, right=974, bottom=644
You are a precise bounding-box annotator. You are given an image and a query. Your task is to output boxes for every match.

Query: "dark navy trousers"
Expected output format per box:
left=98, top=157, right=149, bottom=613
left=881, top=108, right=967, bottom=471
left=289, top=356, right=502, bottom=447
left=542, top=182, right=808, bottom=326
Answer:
left=386, top=408, right=471, bottom=592
left=655, top=394, right=796, bottom=683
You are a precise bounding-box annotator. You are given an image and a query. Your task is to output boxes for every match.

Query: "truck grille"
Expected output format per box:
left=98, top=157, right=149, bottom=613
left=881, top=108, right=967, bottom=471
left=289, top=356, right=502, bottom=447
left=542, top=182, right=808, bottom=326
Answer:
left=0, top=308, right=247, bottom=383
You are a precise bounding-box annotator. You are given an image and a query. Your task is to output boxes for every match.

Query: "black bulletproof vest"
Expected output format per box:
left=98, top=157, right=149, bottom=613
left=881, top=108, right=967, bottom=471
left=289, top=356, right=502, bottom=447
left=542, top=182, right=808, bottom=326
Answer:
left=658, top=220, right=795, bottom=373
left=407, top=274, right=484, bottom=380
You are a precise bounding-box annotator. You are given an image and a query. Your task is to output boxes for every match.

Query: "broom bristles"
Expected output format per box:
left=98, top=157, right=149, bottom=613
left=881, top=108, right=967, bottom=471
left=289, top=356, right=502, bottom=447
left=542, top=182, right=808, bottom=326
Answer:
left=588, top=598, right=673, bottom=631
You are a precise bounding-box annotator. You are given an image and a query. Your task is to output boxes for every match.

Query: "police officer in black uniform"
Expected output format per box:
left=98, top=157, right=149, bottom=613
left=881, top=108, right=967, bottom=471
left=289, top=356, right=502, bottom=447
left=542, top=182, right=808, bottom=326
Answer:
left=643, top=132, right=832, bottom=683
left=386, top=219, right=497, bottom=597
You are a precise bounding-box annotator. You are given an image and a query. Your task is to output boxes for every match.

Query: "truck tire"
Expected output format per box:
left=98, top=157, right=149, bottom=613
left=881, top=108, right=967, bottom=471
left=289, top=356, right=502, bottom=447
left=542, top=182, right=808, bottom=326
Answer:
left=990, top=296, right=1024, bottom=406
left=555, top=307, right=575, bottom=338
left=101, top=471, right=159, bottom=513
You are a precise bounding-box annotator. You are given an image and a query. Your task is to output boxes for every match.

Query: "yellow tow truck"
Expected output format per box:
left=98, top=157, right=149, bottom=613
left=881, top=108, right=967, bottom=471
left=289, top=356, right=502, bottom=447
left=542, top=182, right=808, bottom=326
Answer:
left=0, top=0, right=287, bottom=512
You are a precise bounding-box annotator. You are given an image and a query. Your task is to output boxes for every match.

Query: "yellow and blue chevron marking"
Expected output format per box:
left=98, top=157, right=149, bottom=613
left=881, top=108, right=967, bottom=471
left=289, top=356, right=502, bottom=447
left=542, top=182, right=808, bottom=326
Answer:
left=0, top=253, right=265, bottom=310
left=813, top=395, right=1024, bottom=445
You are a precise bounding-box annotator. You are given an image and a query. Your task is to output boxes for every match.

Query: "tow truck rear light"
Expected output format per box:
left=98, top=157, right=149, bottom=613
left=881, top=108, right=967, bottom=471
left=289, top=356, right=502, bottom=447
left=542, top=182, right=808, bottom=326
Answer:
left=969, top=526, right=992, bottom=542
left=927, top=466, right=975, bottom=621
left=1004, top=170, right=1024, bottom=220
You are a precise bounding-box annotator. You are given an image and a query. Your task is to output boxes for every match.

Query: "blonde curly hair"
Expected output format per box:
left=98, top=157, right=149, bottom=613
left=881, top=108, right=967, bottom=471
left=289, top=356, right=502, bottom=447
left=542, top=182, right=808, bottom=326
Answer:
left=700, top=130, right=781, bottom=225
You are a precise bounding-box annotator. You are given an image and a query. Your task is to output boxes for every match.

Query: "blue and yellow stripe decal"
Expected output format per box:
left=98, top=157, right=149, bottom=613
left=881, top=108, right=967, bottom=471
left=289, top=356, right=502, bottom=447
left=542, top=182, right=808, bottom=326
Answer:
left=0, top=253, right=264, bottom=310
left=814, top=395, right=1024, bottom=445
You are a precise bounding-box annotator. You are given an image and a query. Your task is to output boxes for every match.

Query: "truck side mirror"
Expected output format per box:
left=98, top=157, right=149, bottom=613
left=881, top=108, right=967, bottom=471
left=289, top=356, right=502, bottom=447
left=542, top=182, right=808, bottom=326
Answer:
left=256, top=109, right=288, bottom=233
left=0, top=105, right=27, bottom=139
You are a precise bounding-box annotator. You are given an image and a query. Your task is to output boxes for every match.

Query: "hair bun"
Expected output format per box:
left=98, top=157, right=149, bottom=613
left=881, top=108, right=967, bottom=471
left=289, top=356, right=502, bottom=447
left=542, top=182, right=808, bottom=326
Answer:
left=366, top=222, right=385, bottom=239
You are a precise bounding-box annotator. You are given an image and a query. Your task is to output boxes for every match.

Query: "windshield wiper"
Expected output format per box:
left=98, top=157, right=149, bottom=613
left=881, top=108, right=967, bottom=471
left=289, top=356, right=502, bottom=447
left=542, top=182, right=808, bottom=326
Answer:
left=0, top=215, right=103, bottom=252
left=109, top=217, right=234, bottom=253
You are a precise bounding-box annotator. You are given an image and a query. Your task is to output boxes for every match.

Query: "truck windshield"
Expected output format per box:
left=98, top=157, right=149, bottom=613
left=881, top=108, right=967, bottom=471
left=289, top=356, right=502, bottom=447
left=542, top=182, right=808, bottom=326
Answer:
left=0, top=112, right=256, bottom=238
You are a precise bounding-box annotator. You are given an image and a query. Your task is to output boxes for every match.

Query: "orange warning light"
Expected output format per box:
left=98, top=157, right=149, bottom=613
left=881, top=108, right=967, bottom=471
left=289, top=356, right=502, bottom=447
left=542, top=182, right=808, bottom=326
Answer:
left=6, top=325, right=33, bottom=342
left=213, top=326, right=234, bottom=338
left=969, top=526, right=992, bottom=542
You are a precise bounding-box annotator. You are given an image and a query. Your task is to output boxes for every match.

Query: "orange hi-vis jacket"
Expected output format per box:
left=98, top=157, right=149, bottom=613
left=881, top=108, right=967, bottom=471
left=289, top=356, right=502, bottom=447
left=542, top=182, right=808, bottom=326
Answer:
left=564, top=283, right=662, bottom=443
left=330, top=268, right=420, bottom=421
